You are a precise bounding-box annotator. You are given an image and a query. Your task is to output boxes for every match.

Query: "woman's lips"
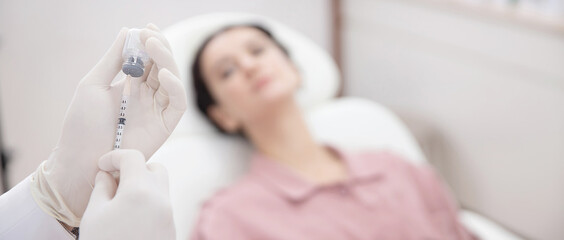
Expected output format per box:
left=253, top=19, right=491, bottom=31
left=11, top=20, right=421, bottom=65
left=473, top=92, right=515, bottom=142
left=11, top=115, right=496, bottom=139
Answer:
left=253, top=76, right=271, bottom=91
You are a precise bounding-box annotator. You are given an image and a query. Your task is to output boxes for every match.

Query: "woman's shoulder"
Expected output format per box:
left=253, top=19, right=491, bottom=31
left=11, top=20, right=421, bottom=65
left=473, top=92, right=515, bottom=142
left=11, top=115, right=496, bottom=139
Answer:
left=197, top=174, right=273, bottom=217
left=346, top=148, right=417, bottom=167
left=191, top=174, right=277, bottom=239
left=350, top=148, right=443, bottom=188
left=190, top=175, right=258, bottom=239
left=343, top=148, right=436, bottom=177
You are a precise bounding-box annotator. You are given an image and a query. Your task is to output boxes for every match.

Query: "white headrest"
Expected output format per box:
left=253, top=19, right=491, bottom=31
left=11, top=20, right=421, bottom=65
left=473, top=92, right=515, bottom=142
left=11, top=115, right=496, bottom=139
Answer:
left=162, top=12, right=340, bottom=135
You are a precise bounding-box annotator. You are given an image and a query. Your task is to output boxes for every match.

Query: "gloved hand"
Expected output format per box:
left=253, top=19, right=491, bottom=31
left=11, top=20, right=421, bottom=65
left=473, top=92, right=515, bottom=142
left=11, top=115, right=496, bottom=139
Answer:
left=30, top=23, right=187, bottom=227
left=80, top=150, right=175, bottom=240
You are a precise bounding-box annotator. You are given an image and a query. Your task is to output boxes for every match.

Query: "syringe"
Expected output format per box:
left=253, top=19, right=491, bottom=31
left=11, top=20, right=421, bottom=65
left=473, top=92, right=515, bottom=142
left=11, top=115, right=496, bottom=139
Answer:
left=113, top=76, right=131, bottom=150
left=113, top=28, right=150, bottom=149
left=113, top=28, right=149, bottom=150
left=111, top=28, right=149, bottom=178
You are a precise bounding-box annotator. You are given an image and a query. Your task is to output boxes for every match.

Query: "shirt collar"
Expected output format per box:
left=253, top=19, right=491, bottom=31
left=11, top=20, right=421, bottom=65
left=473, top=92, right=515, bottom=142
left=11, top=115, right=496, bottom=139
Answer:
left=249, top=146, right=387, bottom=202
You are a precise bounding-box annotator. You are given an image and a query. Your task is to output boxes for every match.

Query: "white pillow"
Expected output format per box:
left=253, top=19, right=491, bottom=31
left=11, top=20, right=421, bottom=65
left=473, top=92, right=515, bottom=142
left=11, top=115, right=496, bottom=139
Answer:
left=306, top=97, right=426, bottom=164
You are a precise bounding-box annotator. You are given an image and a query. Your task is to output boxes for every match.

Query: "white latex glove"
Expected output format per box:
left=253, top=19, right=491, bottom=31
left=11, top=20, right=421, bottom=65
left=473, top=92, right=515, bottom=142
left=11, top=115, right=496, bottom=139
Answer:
left=80, top=150, right=175, bottom=240
left=30, top=23, right=187, bottom=227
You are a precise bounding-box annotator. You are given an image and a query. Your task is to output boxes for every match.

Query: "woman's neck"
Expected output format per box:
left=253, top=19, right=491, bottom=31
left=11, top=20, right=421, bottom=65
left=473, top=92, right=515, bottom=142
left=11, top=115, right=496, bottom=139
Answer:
left=245, top=99, right=346, bottom=184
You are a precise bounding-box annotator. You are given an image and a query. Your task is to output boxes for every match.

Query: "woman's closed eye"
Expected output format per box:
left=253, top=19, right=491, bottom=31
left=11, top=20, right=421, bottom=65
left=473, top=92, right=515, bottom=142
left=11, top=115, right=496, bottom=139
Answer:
left=251, top=46, right=264, bottom=56
left=221, top=66, right=236, bottom=79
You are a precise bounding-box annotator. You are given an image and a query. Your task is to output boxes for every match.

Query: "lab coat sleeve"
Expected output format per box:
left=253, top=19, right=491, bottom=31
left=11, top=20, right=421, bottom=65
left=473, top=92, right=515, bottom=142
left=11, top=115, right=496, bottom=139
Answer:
left=0, top=175, right=74, bottom=240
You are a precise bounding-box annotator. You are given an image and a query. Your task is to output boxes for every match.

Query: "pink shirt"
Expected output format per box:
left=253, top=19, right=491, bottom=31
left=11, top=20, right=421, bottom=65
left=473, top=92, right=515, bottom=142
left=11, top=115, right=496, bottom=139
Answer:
left=191, top=149, right=477, bottom=240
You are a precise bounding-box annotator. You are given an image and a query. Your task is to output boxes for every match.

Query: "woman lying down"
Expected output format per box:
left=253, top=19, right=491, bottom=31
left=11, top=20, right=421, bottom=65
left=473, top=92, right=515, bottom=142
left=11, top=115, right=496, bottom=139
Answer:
left=188, top=24, right=477, bottom=240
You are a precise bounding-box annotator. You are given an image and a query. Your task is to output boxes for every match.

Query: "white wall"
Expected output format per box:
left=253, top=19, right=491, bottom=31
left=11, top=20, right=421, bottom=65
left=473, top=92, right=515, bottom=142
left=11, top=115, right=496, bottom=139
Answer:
left=0, top=0, right=331, bottom=188
left=342, top=0, right=564, bottom=239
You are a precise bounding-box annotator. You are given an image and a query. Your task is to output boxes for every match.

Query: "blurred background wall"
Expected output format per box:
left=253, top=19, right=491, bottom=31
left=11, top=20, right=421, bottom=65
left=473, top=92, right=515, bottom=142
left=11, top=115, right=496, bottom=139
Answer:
left=1, top=0, right=563, bottom=239
left=341, top=1, right=564, bottom=239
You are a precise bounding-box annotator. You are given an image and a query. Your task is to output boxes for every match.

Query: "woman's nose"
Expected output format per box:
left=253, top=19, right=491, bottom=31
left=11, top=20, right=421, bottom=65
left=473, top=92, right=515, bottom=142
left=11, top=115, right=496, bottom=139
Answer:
left=240, top=55, right=260, bottom=79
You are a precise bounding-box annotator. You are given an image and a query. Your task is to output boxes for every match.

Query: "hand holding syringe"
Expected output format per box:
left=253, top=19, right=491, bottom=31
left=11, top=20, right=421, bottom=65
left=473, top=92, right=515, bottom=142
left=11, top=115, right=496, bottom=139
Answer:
left=29, top=24, right=187, bottom=228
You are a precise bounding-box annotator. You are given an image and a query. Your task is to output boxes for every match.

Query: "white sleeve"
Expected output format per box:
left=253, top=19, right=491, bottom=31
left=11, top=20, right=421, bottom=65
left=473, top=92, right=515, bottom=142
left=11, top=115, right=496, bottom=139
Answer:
left=0, top=175, right=74, bottom=240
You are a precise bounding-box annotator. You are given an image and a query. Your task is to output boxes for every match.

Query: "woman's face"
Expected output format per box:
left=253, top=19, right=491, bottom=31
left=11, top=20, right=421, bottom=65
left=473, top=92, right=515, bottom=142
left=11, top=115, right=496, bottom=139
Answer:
left=199, top=26, right=301, bottom=132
